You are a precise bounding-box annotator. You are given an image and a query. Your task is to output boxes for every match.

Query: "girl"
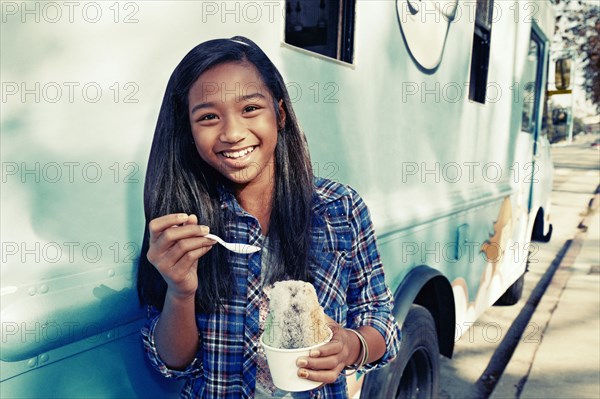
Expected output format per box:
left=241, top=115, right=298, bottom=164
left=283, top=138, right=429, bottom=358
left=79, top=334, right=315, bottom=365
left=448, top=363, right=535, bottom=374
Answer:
left=137, top=36, right=400, bottom=398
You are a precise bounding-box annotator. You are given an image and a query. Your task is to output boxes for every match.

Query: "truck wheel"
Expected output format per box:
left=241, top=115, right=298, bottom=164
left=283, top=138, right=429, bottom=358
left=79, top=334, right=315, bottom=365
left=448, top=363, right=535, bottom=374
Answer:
left=495, top=235, right=536, bottom=307
left=532, top=211, right=552, bottom=242
left=494, top=272, right=525, bottom=306
left=361, top=305, right=439, bottom=399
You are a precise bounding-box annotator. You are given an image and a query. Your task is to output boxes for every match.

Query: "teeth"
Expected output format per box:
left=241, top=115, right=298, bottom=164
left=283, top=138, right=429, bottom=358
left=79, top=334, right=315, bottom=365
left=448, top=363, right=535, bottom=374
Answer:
left=222, top=146, right=255, bottom=159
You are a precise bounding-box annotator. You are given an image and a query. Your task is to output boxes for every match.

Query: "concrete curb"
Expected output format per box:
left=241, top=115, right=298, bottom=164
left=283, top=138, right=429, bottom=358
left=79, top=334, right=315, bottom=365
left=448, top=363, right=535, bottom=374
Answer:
left=490, top=191, right=599, bottom=399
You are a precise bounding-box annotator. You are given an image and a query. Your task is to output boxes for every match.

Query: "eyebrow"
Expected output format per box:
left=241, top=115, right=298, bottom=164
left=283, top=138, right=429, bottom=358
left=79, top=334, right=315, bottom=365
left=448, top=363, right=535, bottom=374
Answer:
left=190, top=92, right=267, bottom=115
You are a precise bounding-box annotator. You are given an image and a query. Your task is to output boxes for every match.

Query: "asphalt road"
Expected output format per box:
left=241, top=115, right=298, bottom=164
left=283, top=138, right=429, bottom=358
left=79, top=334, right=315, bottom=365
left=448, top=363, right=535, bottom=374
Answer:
left=439, top=133, right=600, bottom=399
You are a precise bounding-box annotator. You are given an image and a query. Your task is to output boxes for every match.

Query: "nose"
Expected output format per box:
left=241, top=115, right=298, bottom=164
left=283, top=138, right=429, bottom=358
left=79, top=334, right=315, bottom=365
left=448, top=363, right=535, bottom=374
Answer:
left=220, top=116, right=247, bottom=143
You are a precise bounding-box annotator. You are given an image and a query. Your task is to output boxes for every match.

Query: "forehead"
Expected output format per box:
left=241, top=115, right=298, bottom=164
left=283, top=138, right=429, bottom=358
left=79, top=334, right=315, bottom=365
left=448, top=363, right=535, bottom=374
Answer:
left=188, top=62, right=271, bottom=103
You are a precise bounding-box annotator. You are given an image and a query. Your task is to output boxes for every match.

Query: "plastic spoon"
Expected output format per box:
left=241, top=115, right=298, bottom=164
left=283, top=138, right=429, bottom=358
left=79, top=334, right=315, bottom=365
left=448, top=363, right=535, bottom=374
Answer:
left=205, top=233, right=261, bottom=254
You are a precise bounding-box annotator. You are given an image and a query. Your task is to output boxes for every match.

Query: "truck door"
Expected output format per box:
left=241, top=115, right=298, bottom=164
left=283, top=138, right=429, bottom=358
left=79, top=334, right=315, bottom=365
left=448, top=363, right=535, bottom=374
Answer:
left=521, top=25, right=553, bottom=238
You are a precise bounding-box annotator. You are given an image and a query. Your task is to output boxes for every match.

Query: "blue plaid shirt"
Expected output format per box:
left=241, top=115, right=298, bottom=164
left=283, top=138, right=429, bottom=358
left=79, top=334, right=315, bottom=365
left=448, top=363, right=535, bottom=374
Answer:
left=142, top=177, right=401, bottom=398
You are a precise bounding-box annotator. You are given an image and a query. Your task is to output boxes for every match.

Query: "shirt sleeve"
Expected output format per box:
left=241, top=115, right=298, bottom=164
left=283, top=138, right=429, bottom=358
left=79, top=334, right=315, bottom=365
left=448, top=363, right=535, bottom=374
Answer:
left=141, top=305, right=203, bottom=379
left=345, top=189, right=401, bottom=372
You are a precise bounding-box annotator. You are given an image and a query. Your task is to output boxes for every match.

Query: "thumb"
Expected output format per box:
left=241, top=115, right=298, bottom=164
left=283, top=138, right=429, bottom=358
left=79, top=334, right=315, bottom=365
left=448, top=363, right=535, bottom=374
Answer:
left=323, top=314, right=341, bottom=334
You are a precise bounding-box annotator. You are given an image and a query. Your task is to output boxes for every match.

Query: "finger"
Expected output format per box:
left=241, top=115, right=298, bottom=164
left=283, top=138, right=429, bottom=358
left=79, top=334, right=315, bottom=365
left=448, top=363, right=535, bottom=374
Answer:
left=170, top=244, right=214, bottom=271
left=307, top=339, right=343, bottom=359
left=162, top=236, right=216, bottom=266
left=149, top=213, right=189, bottom=240
left=297, top=354, right=340, bottom=371
left=297, top=367, right=343, bottom=385
left=155, top=224, right=210, bottom=251
left=148, top=234, right=215, bottom=270
left=309, top=319, right=343, bottom=358
left=322, top=315, right=341, bottom=337
left=184, top=214, right=198, bottom=226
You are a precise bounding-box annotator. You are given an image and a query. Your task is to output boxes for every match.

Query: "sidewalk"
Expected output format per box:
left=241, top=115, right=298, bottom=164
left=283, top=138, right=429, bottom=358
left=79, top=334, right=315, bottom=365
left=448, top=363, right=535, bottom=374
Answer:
left=520, top=197, right=599, bottom=398
left=492, top=134, right=600, bottom=399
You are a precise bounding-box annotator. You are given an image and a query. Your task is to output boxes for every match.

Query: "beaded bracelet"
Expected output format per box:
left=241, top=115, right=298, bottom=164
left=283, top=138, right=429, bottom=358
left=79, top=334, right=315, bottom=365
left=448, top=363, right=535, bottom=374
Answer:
left=343, top=328, right=369, bottom=376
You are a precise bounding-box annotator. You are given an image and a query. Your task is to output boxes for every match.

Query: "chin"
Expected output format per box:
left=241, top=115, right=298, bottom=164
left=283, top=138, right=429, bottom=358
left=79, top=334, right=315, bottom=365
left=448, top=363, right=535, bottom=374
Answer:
left=228, top=172, right=258, bottom=186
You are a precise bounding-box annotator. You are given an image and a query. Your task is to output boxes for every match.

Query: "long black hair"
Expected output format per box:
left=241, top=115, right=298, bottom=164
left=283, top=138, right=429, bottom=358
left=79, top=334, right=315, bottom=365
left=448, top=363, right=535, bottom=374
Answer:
left=137, top=36, right=314, bottom=313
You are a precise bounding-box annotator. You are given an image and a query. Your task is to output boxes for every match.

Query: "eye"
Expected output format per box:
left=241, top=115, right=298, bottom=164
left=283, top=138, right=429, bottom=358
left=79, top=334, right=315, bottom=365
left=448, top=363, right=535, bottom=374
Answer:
left=243, top=105, right=259, bottom=113
left=198, top=113, right=218, bottom=122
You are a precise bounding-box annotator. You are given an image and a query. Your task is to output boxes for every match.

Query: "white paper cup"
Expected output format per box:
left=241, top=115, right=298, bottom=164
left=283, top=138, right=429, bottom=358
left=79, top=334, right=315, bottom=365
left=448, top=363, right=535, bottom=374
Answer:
left=260, top=328, right=333, bottom=392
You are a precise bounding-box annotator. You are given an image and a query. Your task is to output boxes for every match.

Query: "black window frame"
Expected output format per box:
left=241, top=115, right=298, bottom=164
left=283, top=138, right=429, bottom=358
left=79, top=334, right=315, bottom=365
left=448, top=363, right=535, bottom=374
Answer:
left=468, top=0, right=494, bottom=104
left=284, top=0, right=356, bottom=64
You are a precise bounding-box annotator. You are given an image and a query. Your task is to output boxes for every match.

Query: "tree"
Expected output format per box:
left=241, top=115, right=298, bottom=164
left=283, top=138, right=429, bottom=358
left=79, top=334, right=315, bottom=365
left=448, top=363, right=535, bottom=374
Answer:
left=552, top=0, right=600, bottom=109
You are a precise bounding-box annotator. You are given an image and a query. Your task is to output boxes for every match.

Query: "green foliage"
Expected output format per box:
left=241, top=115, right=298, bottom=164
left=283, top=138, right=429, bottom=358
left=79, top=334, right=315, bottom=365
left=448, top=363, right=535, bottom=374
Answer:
left=553, top=0, right=600, bottom=109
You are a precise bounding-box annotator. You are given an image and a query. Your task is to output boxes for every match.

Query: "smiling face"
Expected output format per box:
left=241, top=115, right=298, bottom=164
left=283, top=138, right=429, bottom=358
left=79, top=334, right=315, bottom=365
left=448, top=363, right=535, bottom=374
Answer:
left=188, top=61, right=284, bottom=193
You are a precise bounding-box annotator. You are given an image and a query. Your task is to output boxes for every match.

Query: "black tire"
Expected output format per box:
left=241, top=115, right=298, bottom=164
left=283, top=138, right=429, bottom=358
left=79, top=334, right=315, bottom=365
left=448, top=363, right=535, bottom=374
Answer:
left=496, top=221, right=541, bottom=307
left=361, top=305, right=439, bottom=399
left=494, top=272, right=525, bottom=306
left=532, top=211, right=552, bottom=242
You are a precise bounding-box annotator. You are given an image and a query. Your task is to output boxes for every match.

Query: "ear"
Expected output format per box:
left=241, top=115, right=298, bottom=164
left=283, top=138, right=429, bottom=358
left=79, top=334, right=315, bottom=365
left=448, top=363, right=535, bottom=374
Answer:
left=278, top=99, right=286, bottom=129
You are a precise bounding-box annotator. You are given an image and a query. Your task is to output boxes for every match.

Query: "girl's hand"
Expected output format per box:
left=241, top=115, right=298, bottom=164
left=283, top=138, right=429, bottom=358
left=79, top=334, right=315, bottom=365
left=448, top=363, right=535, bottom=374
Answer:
left=295, top=315, right=361, bottom=385
left=146, top=213, right=216, bottom=300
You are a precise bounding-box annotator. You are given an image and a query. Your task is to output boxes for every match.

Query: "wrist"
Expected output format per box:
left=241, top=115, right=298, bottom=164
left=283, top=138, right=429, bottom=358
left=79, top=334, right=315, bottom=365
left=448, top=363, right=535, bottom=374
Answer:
left=343, top=328, right=369, bottom=376
left=345, top=328, right=362, bottom=366
left=165, top=287, right=197, bottom=304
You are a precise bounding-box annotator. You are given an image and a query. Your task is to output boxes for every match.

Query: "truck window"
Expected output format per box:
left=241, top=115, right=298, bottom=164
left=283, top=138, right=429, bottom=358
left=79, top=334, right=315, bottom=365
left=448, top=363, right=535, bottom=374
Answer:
left=522, top=38, right=540, bottom=133
left=284, top=0, right=356, bottom=63
left=469, top=0, right=494, bottom=103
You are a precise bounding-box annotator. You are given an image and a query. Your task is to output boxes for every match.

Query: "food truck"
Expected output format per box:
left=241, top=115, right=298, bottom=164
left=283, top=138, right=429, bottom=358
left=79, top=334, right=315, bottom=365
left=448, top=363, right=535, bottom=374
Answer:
left=1, top=0, right=555, bottom=397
